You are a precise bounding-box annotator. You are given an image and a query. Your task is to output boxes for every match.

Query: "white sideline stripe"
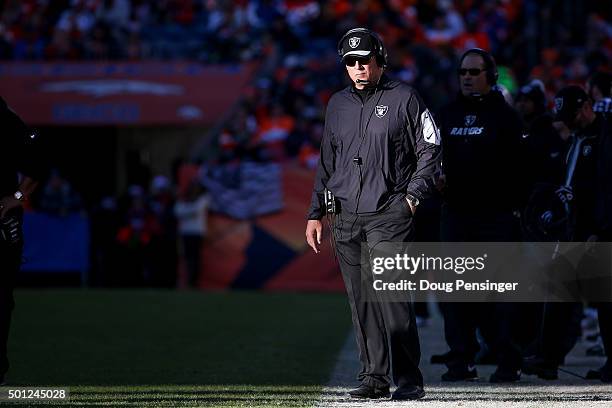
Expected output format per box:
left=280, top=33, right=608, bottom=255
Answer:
left=315, top=310, right=612, bottom=407
left=316, top=332, right=360, bottom=407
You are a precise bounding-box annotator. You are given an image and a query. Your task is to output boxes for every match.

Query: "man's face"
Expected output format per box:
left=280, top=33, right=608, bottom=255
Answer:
left=572, top=101, right=596, bottom=129
left=345, top=55, right=383, bottom=89
left=515, top=96, right=535, bottom=118
left=459, top=54, right=490, bottom=97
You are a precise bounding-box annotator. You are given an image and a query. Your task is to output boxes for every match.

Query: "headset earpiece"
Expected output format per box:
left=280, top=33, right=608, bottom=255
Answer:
left=337, top=28, right=388, bottom=68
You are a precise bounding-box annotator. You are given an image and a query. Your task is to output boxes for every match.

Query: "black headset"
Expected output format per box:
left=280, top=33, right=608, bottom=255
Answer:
left=459, top=48, right=498, bottom=85
left=337, top=28, right=388, bottom=68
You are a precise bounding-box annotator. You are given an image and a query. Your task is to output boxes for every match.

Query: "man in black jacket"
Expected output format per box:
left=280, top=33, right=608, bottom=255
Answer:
left=305, top=28, right=441, bottom=400
left=0, top=97, right=42, bottom=384
left=437, top=48, right=525, bottom=383
left=524, top=86, right=612, bottom=382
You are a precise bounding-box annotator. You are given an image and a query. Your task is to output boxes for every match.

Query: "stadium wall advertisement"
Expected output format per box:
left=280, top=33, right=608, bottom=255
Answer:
left=0, top=62, right=255, bottom=126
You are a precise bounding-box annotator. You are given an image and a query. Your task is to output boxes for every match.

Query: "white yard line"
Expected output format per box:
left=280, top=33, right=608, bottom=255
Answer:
left=316, top=306, right=612, bottom=408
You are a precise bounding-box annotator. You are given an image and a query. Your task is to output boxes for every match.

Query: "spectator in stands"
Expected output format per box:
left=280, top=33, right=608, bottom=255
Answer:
left=39, top=169, right=83, bottom=217
left=115, top=185, right=158, bottom=286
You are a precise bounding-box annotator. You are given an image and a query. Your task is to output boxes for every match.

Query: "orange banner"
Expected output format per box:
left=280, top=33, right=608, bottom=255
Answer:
left=0, top=62, right=255, bottom=126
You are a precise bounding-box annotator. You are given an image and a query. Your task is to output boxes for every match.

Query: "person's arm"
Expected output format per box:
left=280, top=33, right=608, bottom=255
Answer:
left=306, top=105, right=336, bottom=220
left=405, top=90, right=443, bottom=213
left=0, top=177, right=38, bottom=218
left=503, top=106, right=527, bottom=211
left=0, top=98, right=44, bottom=218
left=306, top=104, right=336, bottom=253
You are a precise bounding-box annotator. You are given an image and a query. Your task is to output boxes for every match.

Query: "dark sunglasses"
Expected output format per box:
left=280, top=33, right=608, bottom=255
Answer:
left=345, top=56, right=372, bottom=67
left=458, top=68, right=485, bottom=76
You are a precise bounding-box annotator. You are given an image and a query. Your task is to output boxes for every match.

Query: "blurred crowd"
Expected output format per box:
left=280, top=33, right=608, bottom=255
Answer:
left=26, top=164, right=209, bottom=288
left=2, top=0, right=611, bottom=289
left=200, top=0, right=611, bottom=167
left=2, top=1, right=610, bottom=166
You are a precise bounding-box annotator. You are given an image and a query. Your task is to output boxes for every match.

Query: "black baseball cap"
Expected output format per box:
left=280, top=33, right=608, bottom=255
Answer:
left=339, top=31, right=377, bottom=61
left=554, top=85, right=588, bottom=124
left=517, top=79, right=546, bottom=108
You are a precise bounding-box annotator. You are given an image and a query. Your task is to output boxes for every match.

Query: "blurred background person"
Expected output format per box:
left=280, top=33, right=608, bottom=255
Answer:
left=587, top=71, right=612, bottom=116
left=174, top=179, right=209, bottom=288
left=524, top=86, right=612, bottom=383
left=38, top=168, right=83, bottom=217
left=436, top=48, right=525, bottom=383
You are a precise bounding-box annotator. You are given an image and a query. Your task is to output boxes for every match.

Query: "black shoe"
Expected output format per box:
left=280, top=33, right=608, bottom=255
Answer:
left=586, top=369, right=602, bottom=380
left=441, top=366, right=479, bottom=382
left=588, top=366, right=612, bottom=383
left=523, top=359, right=558, bottom=380
left=490, top=368, right=521, bottom=383
left=392, top=385, right=425, bottom=400
left=348, top=384, right=390, bottom=399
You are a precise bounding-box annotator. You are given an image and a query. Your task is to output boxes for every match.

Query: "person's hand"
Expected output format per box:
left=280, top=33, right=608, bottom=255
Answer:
left=305, top=219, right=323, bottom=253
left=540, top=210, right=554, bottom=225
left=0, top=195, right=22, bottom=219
left=552, top=121, right=571, bottom=141
left=405, top=197, right=417, bottom=215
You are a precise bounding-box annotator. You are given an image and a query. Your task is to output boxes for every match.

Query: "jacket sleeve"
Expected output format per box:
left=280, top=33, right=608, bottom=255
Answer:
left=2, top=97, right=45, bottom=182
left=405, top=90, right=442, bottom=201
left=502, top=106, right=528, bottom=210
left=306, top=104, right=336, bottom=220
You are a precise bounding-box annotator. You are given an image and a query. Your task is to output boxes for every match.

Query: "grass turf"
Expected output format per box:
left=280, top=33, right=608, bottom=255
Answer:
left=7, top=290, right=351, bottom=406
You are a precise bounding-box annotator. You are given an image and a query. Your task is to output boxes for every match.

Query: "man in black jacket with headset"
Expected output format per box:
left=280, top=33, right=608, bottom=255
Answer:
left=437, top=48, right=525, bottom=383
left=305, top=28, right=441, bottom=400
left=523, top=86, right=612, bottom=382
left=0, top=97, right=42, bottom=384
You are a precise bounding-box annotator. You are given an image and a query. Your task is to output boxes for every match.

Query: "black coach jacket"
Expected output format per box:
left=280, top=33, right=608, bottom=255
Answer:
left=307, top=75, right=442, bottom=219
left=438, top=90, right=525, bottom=212
left=0, top=97, right=43, bottom=198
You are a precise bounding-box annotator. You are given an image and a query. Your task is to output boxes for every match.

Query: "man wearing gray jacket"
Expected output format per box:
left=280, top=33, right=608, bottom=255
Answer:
left=305, top=28, right=441, bottom=400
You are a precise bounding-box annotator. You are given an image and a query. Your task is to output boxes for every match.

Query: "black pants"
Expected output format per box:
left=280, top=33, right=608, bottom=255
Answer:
left=333, top=198, right=423, bottom=388
left=536, top=230, right=612, bottom=369
left=0, top=241, right=21, bottom=378
left=536, top=302, right=582, bottom=367
left=439, top=205, right=523, bottom=371
left=597, top=302, right=612, bottom=373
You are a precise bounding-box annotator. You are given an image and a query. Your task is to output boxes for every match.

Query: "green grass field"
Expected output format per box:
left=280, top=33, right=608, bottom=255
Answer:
left=7, top=290, right=351, bottom=406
